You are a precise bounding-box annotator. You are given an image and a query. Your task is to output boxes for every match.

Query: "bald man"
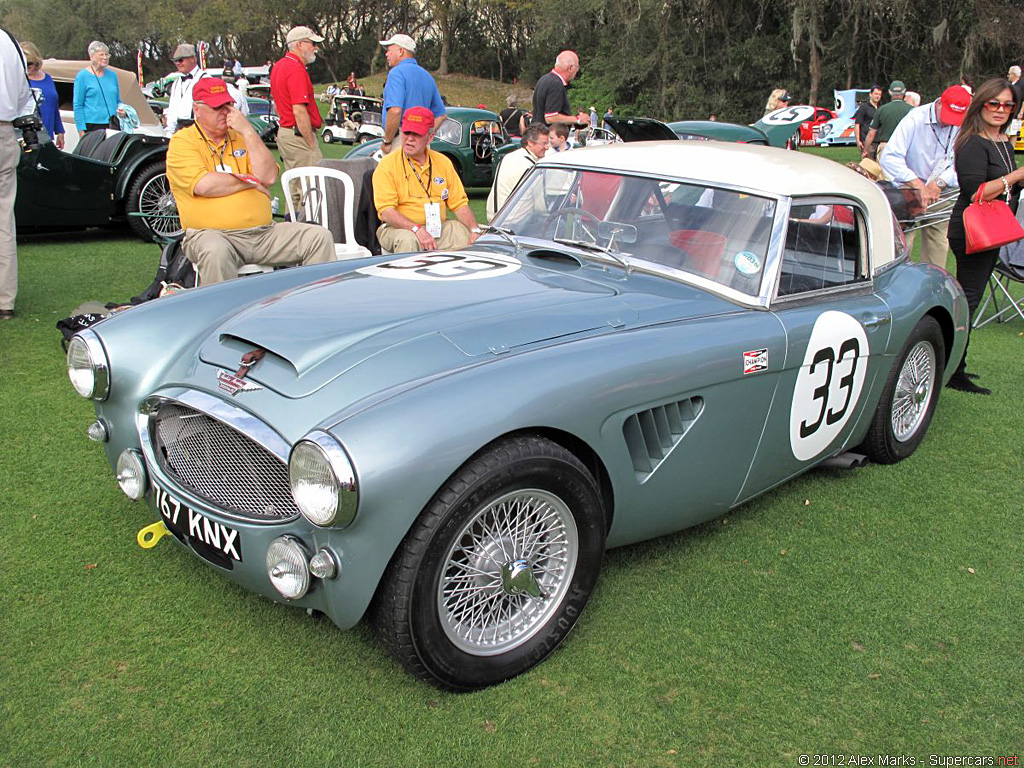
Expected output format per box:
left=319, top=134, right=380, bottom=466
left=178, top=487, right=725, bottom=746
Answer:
left=532, top=50, right=589, bottom=127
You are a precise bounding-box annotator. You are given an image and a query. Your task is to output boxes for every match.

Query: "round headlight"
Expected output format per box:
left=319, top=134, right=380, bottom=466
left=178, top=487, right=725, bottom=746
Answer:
left=266, top=537, right=310, bottom=599
left=67, top=332, right=109, bottom=400
left=289, top=436, right=358, bottom=527
left=116, top=449, right=147, bottom=500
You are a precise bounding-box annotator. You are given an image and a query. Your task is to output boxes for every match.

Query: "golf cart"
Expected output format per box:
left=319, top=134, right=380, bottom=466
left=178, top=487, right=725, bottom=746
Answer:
left=322, top=95, right=384, bottom=144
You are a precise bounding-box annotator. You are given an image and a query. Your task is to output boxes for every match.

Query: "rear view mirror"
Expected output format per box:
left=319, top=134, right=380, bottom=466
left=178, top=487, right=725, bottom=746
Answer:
left=598, top=221, right=638, bottom=245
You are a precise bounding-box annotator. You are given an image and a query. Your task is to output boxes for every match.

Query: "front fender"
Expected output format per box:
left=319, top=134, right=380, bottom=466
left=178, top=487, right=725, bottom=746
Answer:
left=114, top=143, right=167, bottom=200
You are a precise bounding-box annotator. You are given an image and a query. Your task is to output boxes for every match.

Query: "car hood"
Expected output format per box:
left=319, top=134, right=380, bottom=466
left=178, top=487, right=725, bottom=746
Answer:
left=197, top=252, right=645, bottom=398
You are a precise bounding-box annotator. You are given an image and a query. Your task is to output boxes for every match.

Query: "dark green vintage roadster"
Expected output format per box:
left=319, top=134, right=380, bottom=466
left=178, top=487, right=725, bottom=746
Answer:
left=16, top=60, right=178, bottom=242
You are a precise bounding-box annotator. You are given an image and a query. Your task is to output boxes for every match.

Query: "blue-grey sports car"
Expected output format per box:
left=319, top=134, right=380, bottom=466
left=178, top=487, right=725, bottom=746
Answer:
left=68, top=141, right=968, bottom=690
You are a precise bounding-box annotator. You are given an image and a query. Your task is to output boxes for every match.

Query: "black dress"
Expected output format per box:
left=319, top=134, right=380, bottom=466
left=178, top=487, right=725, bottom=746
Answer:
left=947, top=134, right=1021, bottom=373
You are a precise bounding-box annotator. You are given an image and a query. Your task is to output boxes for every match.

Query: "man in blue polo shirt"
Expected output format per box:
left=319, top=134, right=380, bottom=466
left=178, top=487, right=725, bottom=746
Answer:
left=379, top=33, right=446, bottom=153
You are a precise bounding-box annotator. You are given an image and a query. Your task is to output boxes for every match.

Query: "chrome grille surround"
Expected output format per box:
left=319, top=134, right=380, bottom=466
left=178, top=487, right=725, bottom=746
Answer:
left=145, top=395, right=298, bottom=521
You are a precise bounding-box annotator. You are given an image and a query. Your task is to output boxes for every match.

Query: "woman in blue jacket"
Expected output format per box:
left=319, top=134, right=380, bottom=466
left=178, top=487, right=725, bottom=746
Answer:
left=21, top=41, right=65, bottom=149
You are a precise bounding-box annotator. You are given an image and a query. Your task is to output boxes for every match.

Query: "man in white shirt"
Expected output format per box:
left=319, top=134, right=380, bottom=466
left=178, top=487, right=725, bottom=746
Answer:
left=880, top=85, right=969, bottom=268
left=0, top=27, right=35, bottom=319
left=486, top=123, right=549, bottom=220
left=164, top=43, right=247, bottom=137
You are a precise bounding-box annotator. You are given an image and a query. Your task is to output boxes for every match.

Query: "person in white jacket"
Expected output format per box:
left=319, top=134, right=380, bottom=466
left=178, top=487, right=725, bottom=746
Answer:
left=163, top=43, right=247, bottom=137
left=486, top=123, right=549, bottom=220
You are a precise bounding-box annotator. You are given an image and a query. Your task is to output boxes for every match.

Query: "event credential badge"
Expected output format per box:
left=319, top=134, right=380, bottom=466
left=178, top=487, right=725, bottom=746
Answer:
left=424, top=203, right=443, bottom=238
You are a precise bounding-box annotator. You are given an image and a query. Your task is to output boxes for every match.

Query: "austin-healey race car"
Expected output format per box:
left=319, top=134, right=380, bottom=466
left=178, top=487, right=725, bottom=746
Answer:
left=68, top=141, right=967, bottom=690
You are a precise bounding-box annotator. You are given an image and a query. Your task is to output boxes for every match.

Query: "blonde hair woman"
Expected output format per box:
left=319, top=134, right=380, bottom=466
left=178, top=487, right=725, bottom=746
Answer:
left=21, top=42, right=65, bottom=149
left=764, top=88, right=791, bottom=115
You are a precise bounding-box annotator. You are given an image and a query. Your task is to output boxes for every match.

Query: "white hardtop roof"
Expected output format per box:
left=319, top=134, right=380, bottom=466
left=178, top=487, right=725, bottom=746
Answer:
left=536, top=140, right=899, bottom=269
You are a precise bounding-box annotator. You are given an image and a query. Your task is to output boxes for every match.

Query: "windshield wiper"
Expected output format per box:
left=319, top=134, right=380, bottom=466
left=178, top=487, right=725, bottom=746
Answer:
left=553, top=237, right=631, bottom=272
left=478, top=224, right=520, bottom=253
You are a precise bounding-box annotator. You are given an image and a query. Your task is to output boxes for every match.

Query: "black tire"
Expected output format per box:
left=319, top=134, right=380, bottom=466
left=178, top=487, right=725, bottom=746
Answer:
left=322, top=130, right=334, bottom=144
left=371, top=435, right=606, bottom=691
left=358, top=133, right=374, bottom=144
left=862, top=316, right=945, bottom=464
left=125, top=161, right=182, bottom=242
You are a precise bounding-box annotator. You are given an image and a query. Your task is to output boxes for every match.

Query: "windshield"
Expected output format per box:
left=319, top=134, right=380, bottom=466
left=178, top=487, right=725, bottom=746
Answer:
left=491, top=167, right=777, bottom=295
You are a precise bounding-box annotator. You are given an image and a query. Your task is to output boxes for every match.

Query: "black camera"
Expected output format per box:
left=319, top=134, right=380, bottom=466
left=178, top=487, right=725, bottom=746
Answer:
left=13, top=113, right=43, bottom=152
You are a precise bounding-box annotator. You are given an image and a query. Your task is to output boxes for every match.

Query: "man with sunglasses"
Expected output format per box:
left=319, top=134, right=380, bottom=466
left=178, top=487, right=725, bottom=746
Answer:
left=880, top=85, right=970, bottom=268
left=164, top=43, right=247, bottom=137
left=166, top=78, right=333, bottom=284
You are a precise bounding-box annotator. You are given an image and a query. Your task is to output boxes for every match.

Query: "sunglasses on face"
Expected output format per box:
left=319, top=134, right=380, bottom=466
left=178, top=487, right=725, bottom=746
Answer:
left=984, top=100, right=1016, bottom=112
left=173, top=57, right=188, bottom=63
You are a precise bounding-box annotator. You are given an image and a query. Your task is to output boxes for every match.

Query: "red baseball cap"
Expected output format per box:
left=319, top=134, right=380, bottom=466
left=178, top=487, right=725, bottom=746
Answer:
left=193, top=78, right=234, bottom=109
left=401, top=106, right=434, bottom=135
left=939, top=85, right=971, bottom=126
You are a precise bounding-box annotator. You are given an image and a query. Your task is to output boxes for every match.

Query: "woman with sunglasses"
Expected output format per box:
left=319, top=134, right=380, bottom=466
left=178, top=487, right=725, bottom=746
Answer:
left=20, top=41, right=64, bottom=149
left=946, top=78, right=1024, bottom=394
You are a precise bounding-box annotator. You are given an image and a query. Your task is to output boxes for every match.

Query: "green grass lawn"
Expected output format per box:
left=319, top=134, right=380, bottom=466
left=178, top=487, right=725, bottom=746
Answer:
left=2, top=147, right=1023, bottom=765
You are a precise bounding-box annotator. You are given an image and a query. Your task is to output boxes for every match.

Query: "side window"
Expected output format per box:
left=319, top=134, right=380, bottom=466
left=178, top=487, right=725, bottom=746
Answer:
left=777, top=202, right=867, bottom=297
left=435, top=118, right=463, bottom=145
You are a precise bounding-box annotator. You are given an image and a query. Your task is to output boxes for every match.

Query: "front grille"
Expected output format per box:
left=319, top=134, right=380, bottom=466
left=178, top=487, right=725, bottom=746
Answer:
left=151, top=402, right=297, bottom=520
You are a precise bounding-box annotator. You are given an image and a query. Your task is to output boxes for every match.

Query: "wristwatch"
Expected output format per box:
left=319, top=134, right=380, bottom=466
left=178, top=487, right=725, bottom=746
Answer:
left=936, top=179, right=946, bottom=190
left=411, top=225, right=419, bottom=233
left=471, top=227, right=481, bottom=234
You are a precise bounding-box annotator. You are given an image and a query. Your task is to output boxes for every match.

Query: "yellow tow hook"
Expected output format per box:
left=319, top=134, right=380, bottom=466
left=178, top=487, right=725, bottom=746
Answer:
left=137, top=521, right=170, bottom=549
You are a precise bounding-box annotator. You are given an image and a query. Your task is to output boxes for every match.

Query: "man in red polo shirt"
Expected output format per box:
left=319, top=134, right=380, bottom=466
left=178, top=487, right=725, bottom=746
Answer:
left=271, top=25, right=325, bottom=206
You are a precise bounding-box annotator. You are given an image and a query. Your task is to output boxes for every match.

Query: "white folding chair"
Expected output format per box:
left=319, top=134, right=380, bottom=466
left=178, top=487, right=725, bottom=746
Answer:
left=280, top=166, right=372, bottom=260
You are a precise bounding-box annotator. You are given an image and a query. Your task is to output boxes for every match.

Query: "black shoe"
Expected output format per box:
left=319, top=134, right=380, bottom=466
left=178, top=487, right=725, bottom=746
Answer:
left=947, top=372, right=991, bottom=395
left=0, top=309, right=13, bottom=320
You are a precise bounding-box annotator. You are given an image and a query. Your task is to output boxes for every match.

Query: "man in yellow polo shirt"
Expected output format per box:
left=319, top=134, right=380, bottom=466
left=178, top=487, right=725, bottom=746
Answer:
left=167, top=77, right=334, bottom=284
left=372, top=106, right=481, bottom=253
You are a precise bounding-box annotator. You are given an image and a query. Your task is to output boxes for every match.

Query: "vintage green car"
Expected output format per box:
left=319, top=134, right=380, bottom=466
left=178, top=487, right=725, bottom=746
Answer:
left=16, top=60, right=176, bottom=242
left=346, top=107, right=519, bottom=187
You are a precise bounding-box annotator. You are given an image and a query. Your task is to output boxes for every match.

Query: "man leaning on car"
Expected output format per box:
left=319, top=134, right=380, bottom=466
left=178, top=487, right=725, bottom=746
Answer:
left=166, top=77, right=334, bottom=284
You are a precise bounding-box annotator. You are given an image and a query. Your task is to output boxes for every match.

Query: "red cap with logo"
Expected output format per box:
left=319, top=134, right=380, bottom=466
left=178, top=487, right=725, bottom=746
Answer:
left=939, top=85, right=971, bottom=126
left=400, top=106, right=434, bottom=135
left=193, top=77, right=234, bottom=109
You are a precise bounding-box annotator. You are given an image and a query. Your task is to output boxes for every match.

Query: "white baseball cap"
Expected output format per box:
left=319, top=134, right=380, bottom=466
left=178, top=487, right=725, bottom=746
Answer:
left=379, top=34, right=416, bottom=53
left=286, top=26, right=325, bottom=45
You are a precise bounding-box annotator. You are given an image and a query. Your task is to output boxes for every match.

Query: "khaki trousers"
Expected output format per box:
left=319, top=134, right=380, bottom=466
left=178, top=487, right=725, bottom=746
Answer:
left=277, top=129, right=324, bottom=208
left=905, top=219, right=950, bottom=269
left=183, top=223, right=335, bottom=284
left=0, top=124, right=19, bottom=311
left=376, top=220, right=471, bottom=254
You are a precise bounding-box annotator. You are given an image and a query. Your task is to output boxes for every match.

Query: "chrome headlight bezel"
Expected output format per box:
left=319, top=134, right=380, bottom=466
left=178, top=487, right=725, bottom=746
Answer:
left=116, top=449, right=147, bottom=500
left=67, top=330, right=110, bottom=400
left=288, top=431, right=359, bottom=528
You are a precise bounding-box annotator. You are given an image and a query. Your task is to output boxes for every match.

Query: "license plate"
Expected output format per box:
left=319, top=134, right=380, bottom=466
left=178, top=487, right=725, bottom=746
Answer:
left=153, top=483, right=243, bottom=565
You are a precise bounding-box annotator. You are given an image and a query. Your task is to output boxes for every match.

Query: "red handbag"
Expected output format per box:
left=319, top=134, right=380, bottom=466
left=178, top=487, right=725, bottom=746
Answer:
left=964, top=183, right=1024, bottom=254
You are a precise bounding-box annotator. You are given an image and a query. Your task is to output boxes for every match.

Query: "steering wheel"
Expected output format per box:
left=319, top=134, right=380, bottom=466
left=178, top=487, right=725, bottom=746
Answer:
left=545, top=206, right=603, bottom=243
left=474, top=134, right=493, bottom=162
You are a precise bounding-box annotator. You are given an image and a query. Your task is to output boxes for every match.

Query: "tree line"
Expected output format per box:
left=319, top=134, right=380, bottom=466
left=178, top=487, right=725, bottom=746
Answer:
left=4, top=0, right=1022, bottom=124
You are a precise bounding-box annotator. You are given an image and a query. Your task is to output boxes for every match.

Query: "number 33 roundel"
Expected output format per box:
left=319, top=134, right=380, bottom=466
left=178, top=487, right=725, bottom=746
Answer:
left=789, top=311, right=870, bottom=461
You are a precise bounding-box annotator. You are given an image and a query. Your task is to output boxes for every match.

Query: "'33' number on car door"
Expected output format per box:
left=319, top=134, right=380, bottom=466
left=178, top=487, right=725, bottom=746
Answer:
left=790, top=311, right=870, bottom=461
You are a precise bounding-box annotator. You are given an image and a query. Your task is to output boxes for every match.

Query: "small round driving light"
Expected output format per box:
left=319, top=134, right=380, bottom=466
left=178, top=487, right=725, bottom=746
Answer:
left=67, top=333, right=109, bottom=400
left=289, top=440, right=341, bottom=526
left=309, top=549, right=338, bottom=580
left=86, top=420, right=109, bottom=443
left=115, top=449, right=147, bottom=500
left=266, top=537, right=311, bottom=599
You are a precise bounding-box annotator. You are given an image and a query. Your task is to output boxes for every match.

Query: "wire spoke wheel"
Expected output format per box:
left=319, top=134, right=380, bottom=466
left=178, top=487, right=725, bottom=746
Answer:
left=138, top=173, right=182, bottom=238
left=439, top=489, right=578, bottom=655
left=891, top=340, right=935, bottom=442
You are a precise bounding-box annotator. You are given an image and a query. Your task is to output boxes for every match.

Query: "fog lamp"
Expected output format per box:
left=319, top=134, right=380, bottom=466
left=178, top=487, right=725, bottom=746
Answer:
left=116, top=449, right=146, bottom=501
left=309, top=549, right=338, bottom=580
left=267, top=537, right=310, bottom=599
left=87, top=420, right=109, bottom=443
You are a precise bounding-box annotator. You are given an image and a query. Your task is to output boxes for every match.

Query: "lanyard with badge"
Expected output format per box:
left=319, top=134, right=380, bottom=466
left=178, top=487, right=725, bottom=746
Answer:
left=406, top=154, right=443, bottom=238
left=196, top=122, right=235, bottom=173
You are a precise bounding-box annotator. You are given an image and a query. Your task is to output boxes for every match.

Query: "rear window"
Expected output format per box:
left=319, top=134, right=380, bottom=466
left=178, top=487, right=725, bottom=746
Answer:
left=776, top=203, right=867, bottom=297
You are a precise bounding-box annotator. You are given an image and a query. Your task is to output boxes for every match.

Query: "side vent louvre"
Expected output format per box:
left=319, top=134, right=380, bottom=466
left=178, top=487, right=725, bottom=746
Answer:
left=623, top=397, right=705, bottom=481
